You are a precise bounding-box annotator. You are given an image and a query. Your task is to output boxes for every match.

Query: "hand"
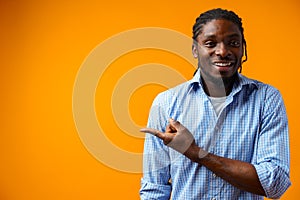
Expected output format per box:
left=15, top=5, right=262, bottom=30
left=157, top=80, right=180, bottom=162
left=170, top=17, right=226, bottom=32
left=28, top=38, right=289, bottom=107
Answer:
left=140, top=118, right=195, bottom=154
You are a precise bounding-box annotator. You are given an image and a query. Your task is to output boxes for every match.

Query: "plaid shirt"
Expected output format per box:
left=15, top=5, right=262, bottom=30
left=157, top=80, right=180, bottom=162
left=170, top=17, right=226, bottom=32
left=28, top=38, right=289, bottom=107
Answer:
left=140, top=71, right=291, bottom=200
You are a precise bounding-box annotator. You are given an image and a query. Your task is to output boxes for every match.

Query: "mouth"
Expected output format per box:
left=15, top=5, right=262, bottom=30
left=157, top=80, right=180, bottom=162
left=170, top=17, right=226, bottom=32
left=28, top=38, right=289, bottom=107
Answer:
left=213, top=61, right=235, bottom=71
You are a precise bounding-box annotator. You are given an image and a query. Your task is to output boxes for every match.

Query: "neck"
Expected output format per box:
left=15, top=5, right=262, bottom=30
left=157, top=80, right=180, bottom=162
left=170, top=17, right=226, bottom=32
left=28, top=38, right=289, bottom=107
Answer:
left=201, top=73, right=238, bottom=97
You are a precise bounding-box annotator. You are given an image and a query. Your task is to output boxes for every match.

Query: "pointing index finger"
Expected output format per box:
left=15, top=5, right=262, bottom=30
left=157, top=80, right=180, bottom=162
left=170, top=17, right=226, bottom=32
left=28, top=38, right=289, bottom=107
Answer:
left=140, top=128, right=164, bottom=140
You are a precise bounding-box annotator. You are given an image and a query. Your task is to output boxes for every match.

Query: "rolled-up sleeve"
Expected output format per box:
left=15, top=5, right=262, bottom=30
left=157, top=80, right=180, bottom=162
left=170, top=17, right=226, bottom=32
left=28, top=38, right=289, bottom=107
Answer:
left=253, top=87, right=291, bottom=199
left=140, top=93, right=172, bottom=200
left=140, top=179, right=171, bottom=200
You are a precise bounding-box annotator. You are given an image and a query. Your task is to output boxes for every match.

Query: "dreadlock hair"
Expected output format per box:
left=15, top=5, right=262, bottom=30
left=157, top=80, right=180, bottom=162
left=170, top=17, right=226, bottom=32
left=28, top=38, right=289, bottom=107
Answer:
left=192, top=8, right=247, bottom=75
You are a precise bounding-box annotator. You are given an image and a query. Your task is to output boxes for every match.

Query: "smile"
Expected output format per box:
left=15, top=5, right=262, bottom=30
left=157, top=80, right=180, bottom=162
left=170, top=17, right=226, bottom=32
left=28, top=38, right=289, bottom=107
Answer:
left=213, top=62, right=233, bottom=67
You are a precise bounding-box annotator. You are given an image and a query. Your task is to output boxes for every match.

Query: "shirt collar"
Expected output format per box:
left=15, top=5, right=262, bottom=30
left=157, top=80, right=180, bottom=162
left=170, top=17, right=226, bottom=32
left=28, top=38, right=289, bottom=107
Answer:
left=188, top=69, right=259, bottom=93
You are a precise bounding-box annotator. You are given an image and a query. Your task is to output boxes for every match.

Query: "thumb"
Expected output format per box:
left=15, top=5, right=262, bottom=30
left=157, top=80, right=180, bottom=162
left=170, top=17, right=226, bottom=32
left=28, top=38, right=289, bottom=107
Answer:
left=169, top=118, right=182, bottom=130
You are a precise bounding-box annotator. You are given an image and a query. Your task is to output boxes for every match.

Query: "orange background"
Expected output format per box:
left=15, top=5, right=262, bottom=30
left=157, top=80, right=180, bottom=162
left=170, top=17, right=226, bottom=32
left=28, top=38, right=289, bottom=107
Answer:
left=1, top=0, right=299, bottom=199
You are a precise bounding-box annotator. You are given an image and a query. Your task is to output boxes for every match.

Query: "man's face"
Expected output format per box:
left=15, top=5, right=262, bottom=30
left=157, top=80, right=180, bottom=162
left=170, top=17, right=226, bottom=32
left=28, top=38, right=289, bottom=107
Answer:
left=192, top=19, right=243, bottom=82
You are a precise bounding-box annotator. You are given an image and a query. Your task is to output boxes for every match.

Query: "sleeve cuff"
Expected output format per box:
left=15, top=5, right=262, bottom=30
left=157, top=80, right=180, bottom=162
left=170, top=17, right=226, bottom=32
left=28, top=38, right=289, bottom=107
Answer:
left=254, top=163, right=291, bottom=199
left=140, top=178, right=172, bottom=200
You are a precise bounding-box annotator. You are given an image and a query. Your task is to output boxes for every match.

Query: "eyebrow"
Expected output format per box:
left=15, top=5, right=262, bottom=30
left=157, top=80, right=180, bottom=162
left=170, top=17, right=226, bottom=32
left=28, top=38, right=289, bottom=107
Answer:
left=203, top=33, right=241, bottom=39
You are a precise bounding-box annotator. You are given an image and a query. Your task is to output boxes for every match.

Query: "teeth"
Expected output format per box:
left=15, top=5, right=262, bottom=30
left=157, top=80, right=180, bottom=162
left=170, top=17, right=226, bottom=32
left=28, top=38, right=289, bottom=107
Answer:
left=215, top=62, right=231, bottom=67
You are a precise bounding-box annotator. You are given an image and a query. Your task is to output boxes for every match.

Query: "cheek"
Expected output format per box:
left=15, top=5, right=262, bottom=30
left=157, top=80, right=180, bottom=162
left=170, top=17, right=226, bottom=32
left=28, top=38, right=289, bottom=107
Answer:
left=198, top=57, right=213, bottom=72
left=238, top=47, right=244, bottom=58
left=198, top=48, right=211, bottom=59
left=198, top=51, right=211, bottom=65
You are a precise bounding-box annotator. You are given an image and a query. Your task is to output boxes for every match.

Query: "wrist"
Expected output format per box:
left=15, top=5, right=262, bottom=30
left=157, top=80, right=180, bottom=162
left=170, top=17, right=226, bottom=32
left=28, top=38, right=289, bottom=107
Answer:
left=198, top=148, right=209, bottom=159
left=184, top=142, right=209, bottom=162
left=184, top=142, right=199, bottom=162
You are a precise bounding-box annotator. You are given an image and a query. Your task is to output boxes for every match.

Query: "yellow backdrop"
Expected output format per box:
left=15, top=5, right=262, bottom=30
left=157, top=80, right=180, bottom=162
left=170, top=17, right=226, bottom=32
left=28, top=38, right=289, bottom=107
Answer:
left=1, top=0, right=299, bottom=199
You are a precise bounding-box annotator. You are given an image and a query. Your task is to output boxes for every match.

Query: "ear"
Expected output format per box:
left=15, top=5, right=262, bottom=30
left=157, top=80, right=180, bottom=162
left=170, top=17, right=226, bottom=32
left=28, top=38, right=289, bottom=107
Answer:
left=192, top=43, right=198, bottom=58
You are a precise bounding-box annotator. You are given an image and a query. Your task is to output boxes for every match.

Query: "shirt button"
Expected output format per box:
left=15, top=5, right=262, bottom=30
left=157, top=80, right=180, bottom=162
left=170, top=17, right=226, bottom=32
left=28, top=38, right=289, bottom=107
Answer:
left=213, top=173, right=217, bottom=178
left=211, top=198, right=216, bottom=200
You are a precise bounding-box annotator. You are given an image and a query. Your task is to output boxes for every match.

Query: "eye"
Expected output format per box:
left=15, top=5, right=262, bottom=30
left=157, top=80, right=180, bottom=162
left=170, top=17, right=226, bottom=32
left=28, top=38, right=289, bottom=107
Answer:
left=204, top=41, right=216, bottom=48
left=229, top=40, right=241, bottom=47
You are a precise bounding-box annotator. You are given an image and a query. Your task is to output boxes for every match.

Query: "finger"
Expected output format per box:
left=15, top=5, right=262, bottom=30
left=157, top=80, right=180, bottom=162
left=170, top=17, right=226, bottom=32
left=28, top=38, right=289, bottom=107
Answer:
left=169, top=118, right=181, bottom=130
left=165, top=125, right=172, bottom=133
left=166, top=124, right=176, bottom=133
left=140, top=128, right=165, bottom=140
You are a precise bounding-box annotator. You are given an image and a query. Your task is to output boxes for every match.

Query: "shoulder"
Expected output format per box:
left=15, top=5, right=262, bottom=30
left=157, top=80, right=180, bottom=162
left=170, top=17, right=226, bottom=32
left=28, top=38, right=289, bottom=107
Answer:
left=239, top=75, right=286, bottom=116
left=239, top=75, right=286, bottom=118
left=239, top=74, right=281, bottom=97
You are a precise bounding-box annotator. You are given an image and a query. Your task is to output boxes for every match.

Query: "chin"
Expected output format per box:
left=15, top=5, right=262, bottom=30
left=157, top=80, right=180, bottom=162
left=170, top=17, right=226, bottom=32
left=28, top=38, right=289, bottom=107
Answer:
left=221, top=72, right=238, bottom=80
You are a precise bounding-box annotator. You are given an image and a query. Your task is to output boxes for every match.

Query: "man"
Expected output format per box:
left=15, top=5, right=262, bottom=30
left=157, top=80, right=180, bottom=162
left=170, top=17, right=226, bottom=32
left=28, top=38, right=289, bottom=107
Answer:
left=139, top=8, right=291, bottom=199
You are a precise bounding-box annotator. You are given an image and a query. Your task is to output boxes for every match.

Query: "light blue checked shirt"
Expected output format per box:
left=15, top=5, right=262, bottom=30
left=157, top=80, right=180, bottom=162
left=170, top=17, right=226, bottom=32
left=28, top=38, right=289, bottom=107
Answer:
left=140, top=71, right=291, bottom=200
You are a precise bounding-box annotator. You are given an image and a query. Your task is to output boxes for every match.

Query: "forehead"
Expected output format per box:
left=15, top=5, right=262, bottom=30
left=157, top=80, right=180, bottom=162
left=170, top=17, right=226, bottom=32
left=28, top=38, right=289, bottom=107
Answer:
left=199, top=19, right=242, bottom=39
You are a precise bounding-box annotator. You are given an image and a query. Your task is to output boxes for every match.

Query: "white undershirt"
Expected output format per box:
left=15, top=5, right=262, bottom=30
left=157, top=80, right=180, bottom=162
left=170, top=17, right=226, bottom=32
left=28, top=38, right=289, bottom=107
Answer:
left=208, top=96, right=227, bottom=117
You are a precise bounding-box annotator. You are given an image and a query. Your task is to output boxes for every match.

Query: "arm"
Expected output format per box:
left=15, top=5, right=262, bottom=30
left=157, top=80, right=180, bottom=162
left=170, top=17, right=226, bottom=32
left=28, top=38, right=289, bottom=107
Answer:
left=140, top=94, right=172, bottom=200
left=141, top=119, right=265, bottom=196
left=140, top=133, right=172, bottom=200
left=251, top=87, right=291, bottom=198
left=184, top=143, right=266, bottom=196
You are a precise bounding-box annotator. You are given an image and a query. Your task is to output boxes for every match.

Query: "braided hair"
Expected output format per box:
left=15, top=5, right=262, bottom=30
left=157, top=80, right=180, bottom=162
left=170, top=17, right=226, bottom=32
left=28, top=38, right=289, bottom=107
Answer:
left=192, top=8, right=247, bottom=74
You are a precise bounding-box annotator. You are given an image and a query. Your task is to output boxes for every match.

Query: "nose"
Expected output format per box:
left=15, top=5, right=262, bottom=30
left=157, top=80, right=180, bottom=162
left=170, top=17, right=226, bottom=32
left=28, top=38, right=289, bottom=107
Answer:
left=215, top=43, right=231, bottom=58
